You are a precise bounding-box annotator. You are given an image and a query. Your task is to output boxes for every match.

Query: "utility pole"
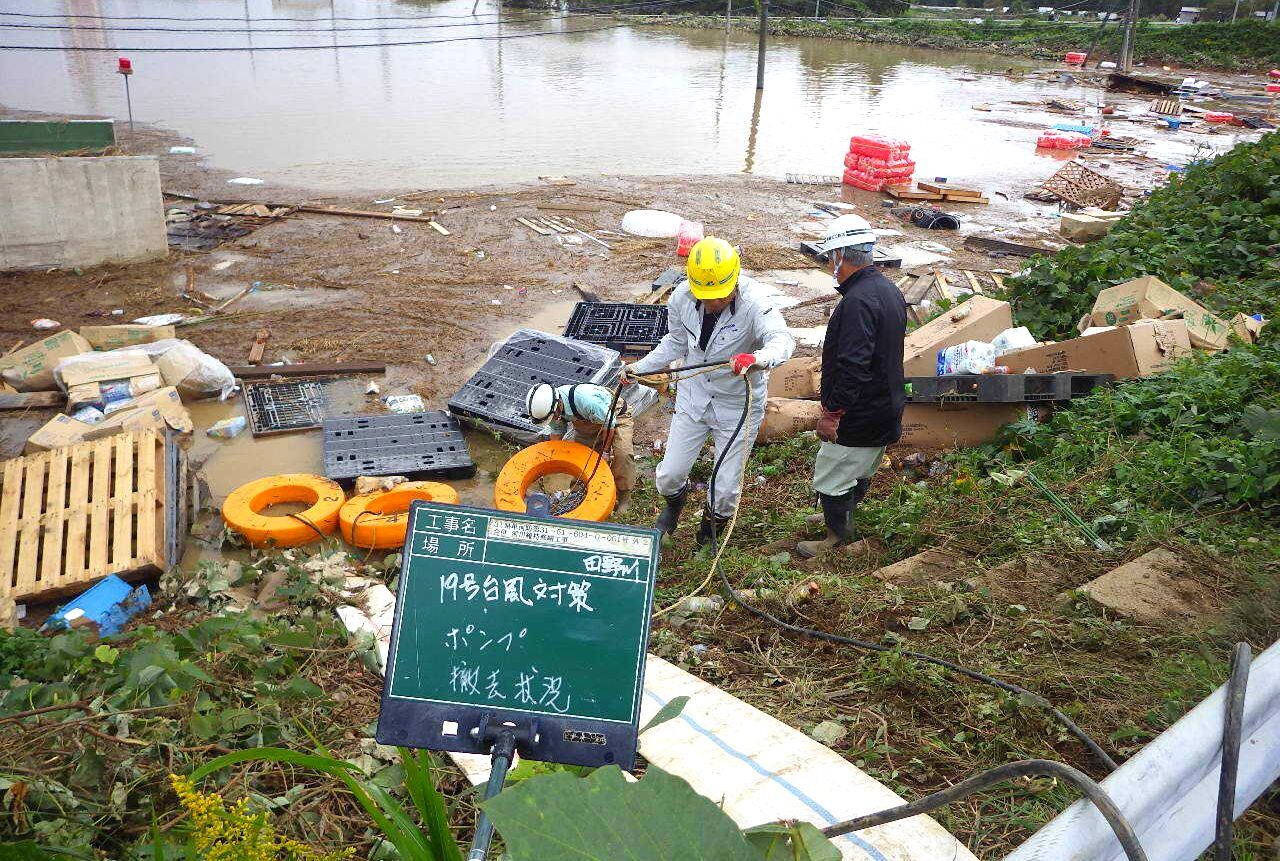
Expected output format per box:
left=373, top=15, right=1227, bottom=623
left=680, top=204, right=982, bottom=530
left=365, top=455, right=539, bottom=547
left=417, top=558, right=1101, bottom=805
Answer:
left=1230, top=0, right=1240, bottom=21
left=726, top=0, right=733, bottom=32
left=814, top=0, right=821, bottom=18
left=1118, top=0, right=1138, bottom=73
left=756, top=0, right=767, bottom=89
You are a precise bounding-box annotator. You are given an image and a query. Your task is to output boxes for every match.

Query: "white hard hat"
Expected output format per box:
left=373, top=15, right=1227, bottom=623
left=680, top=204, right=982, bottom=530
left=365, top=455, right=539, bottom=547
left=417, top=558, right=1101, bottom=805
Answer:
left=525, top=383, right=558, bottom=422
left=819, top=213, right=877, bottom=255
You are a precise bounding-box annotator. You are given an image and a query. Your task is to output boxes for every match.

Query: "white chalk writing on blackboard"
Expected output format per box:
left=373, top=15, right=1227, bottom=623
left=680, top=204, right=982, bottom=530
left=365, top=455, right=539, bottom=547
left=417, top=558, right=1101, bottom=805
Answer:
left=439, top=572, right=595, bottom=612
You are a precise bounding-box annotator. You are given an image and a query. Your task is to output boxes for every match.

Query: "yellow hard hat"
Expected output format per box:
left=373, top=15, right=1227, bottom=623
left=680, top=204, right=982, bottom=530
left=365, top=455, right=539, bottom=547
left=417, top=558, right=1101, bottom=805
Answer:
left=686, top=237, right=740, bottom=300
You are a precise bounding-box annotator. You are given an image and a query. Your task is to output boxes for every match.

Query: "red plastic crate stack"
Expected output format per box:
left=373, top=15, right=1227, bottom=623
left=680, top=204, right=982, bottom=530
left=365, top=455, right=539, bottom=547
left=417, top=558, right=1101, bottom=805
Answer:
left=842, top=134, right=913, bottom=192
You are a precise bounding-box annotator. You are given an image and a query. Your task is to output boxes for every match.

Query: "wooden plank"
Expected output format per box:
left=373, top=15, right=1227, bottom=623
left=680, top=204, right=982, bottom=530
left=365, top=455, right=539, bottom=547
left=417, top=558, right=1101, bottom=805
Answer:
left=884, top=185, right=943, bottom=201
left=111, top=434, right=134, bottom=572
left=15, top=454, right=46, bottom=598
left=248, top=329, right=270, bottom=365
left=88, top=437, right=112, bottom=577
left=0, top=459, right=25, bottom=598
left=963, top=270, right=983, bottom=295
left=515, top=216, right=553, bottom=236
left=963, top=236, right=1055, bottom=258
left=539, top=217, right=571, bottom=235
left=227, top=361, right=385, bottom=379
left=64, top=442, right=90, bottom=584
left=427, top=220, right=451, bottom=236
left=536, top=202, right=603, bottom=213
left=294, top=205, right=439, bottom=223
left=942, top=193, right=990, bottom=204
left=40, top=447, right=68, bottom=591
left=992, top=273, right=1006, bottom=290
left=934, top=269, right=953, bottom=301
left=918, top=180, right=983, bottom=196
left=136, top=433, right=159, bottom=568
left=0, top=392, right=66, bottom=411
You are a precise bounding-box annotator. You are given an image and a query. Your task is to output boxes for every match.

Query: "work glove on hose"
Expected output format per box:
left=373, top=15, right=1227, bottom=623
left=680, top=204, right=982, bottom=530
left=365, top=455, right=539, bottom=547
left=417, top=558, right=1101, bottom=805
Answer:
left=816, top=406, right=844, bottom=443
left=730, top=353, right=757, bottom=376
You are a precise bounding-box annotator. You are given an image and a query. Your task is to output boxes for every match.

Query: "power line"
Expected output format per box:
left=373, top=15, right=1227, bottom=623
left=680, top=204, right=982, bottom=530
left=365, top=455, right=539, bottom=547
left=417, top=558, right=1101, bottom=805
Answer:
left=0, top=20, right=644, bottom=51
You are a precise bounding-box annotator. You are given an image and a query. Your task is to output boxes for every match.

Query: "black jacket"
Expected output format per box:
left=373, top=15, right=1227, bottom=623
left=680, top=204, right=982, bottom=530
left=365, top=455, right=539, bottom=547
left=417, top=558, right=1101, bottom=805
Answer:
left=820, top=266, right=907, bottom=447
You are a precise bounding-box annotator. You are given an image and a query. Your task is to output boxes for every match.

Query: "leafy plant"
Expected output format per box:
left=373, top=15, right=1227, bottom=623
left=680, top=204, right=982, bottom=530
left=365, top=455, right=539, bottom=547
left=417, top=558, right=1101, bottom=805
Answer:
left=484, top=765, right=840, bottom=861
left=189, top=748, right=462, bottom=861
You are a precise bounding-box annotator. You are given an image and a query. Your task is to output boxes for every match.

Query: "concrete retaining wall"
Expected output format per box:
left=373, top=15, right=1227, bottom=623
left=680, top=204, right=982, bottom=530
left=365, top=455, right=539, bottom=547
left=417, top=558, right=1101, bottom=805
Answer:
left=0, top=156, right=168, bottom=272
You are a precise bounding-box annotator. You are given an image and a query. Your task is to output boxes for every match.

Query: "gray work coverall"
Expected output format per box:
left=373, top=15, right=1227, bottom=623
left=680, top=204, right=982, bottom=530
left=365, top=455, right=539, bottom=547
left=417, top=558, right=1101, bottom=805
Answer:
left=629, top=276, right=795, bottom=517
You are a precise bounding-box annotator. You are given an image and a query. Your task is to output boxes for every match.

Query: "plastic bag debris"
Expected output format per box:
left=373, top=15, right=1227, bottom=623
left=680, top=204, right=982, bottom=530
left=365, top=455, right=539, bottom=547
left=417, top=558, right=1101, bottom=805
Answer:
left=384, top=394, right=426, bottom=413
left=31, top=319, right=60, bottom=330
left=207, top=416, right=247, bottom=438
left=991, top=326, right=1037, bottom=355
left=132, top=313, right=186, bottom=326
left=227, top=177, right=264, bottom=185
left=937, top=340, right=998, bottom=375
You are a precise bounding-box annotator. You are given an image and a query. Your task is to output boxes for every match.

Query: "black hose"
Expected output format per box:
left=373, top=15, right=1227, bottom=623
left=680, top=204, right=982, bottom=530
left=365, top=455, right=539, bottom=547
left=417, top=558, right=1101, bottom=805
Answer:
left=701, top=374, right=1120, bottom=772
left=1214, top=641, right=1253, bottom=861
left=820, top=759, right=1147, bottom=861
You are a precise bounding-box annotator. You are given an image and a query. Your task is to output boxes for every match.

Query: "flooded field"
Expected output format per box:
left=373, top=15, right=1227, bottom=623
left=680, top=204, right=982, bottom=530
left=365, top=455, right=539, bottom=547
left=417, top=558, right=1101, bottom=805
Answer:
left=0, top=0, right=1119, bottom=192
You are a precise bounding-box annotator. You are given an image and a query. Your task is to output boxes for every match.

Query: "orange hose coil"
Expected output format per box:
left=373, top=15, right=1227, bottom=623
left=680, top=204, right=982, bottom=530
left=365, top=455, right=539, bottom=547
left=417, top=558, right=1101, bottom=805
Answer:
left=340, top=482, right=460, bottom=549
left=493, top=440, right=616, bottom=522
left=221, top=474, right=345, bottom=548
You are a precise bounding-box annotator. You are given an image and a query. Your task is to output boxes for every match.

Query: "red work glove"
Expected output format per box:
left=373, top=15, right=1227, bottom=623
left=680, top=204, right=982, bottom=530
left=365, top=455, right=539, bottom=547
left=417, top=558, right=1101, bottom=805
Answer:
left=816, top=406, right=844, bottom=443
left=731, top=353, right=757, bottom=375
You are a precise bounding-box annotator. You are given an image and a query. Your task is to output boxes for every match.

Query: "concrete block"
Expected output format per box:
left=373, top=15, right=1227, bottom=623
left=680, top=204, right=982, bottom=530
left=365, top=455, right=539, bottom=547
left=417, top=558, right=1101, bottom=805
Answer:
left=1077, top=548, right=1218, bottom=623
left=0, top=156, right=167, bottom=271
left=871, top=549, right=964, bottom=583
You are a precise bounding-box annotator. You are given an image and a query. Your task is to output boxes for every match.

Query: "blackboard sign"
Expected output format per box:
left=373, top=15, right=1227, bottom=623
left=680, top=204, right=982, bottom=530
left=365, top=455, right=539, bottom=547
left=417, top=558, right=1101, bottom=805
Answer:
left=376, top=500, right=659, bottom=769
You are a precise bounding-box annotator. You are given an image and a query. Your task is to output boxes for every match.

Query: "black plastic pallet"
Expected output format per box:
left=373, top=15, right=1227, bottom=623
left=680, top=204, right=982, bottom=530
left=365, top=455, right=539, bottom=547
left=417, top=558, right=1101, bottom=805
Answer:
left=243, top=379, right=328, bottom=436
left=323, top=411, right=476, bottom=481
left=563, top=303, right=668, bottom=355
left=799, top=242, right=902, bottom=269
left=905, top=373, right=1113, bottom=404
left=447, top=332, right=618, bottom=436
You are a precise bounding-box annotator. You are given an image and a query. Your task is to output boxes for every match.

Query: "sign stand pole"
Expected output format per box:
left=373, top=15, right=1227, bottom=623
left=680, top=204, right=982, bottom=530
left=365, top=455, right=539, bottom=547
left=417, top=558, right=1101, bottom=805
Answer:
left=466, top=717, right=539, bottom=860
left=465, top=495, right=551, bottom=861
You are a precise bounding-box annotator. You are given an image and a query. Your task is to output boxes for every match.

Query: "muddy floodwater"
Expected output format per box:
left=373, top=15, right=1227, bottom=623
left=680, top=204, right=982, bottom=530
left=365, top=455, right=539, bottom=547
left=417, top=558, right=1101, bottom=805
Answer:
left=3, top=0, right=1118, bottom=191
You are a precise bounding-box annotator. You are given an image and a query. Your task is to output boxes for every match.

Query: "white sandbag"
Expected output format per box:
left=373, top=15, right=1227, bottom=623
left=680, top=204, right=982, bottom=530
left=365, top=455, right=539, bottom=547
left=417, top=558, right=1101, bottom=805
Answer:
left=991, top=326, right=1037, bottom=356
left=153, top=340, right=236, bottom=400
left=621, top=209, right=686, bottom=238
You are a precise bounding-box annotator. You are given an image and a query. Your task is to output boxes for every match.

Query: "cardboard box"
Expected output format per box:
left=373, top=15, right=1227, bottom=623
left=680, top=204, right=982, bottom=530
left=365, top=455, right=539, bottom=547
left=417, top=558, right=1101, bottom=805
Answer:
left=25, top=414, right=94, bottom=453
left=1090, top=276, right=1229, bottom=352
left=0, top=331, right=93, bottom=392
left=1060, top=209, right=1123, bottom=242
left=1002, top=320, right=1192, bottom=379
left=86, top=386, right=193, bottom=439
left=767, top=356, right=821, bottom=399
left=59, top=352, right=156, bottom=388
left=1230, top=313, right=1266, bottom=344
left=79, top=324, right=175, bottom=351
left=904, top=296, right=1013, bottom=376
left=899, top=403, right=1027, bottom=449
left=758, top=397, right=822, bottom=443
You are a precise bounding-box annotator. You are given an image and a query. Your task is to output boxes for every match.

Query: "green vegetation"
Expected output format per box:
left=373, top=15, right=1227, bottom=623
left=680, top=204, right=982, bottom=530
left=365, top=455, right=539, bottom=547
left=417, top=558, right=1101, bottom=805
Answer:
left=634, top=16, right=1280, bottom=70
left=1010, top=131, right=1280, bottom=340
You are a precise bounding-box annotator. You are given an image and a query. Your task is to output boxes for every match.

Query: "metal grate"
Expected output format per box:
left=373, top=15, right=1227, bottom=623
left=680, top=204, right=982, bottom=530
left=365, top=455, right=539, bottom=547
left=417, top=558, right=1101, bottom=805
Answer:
left=243, top=380, right=328, bottom=436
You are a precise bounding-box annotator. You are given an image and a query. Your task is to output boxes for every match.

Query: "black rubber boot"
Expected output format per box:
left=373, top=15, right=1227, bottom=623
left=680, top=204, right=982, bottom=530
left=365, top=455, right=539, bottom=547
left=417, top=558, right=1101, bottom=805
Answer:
left=695, top=508, right=733, bottom=552
left=653, top=486, right=688, bottom=540
left=795, top=489, right=857, bottom=559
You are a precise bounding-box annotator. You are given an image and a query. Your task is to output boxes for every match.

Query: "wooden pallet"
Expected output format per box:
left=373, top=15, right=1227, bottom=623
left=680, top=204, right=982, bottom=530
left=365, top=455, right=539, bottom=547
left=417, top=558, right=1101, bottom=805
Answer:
left=0, top=430, right=172, bottom=628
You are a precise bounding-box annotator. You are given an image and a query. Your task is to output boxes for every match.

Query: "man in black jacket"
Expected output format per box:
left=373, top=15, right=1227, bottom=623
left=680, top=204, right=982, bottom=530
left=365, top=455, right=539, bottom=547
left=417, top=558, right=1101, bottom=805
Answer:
left=797, top=214, right=907, bottom=558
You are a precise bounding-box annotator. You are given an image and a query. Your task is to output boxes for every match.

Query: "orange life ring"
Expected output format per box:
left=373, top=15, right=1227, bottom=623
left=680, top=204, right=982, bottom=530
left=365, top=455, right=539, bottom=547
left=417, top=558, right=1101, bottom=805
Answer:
left=340, top=482, right=460, bottom=549
left=222, top=474, right=345, bottom=547
left=493, top=440, right=615, bottom=522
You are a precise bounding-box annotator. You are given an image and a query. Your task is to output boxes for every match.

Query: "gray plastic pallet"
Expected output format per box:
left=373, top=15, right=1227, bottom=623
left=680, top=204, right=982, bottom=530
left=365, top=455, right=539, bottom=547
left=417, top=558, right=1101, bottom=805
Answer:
left=448, top=333, right=618, bottom=436
left=323, top=411, right=475, bottom=481
left=906, top=373, right=1113, bottom=403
